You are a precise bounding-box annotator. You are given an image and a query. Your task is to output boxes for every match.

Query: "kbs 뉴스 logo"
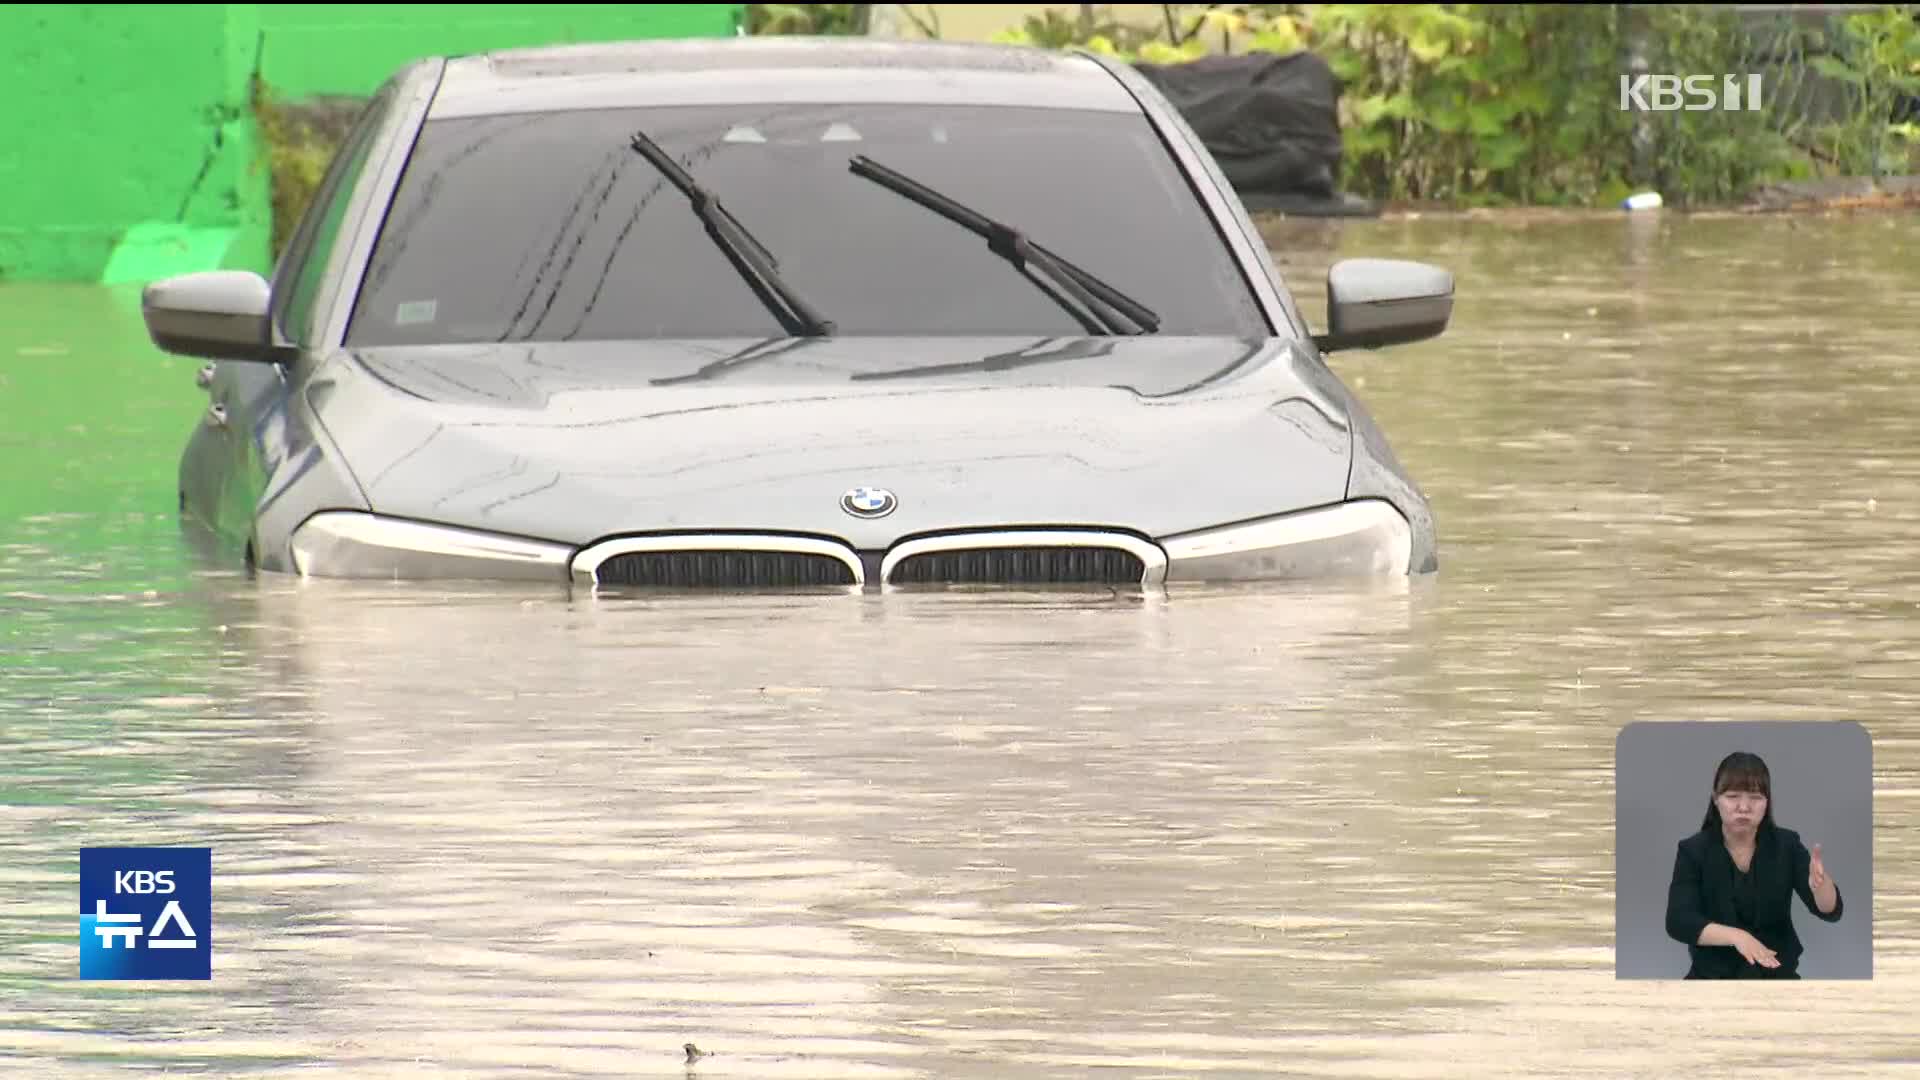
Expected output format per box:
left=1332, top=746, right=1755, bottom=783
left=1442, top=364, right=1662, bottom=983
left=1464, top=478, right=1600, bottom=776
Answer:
left=79, top=847, right=212, bottom=980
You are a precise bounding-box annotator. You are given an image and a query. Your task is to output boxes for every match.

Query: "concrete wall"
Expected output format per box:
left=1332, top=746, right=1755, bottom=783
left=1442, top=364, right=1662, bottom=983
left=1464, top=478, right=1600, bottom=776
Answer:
left=0, top=4, right=741, bottom=284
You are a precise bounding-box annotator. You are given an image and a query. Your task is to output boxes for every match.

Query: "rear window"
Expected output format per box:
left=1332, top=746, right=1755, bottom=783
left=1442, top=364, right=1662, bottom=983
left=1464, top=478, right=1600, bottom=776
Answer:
left=344, top=103, right=1271, bottom=344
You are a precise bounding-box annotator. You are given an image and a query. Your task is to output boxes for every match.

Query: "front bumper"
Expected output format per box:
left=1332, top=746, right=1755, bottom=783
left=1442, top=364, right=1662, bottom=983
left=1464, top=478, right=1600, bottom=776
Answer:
left=285, top=499, right=1414, bottom=587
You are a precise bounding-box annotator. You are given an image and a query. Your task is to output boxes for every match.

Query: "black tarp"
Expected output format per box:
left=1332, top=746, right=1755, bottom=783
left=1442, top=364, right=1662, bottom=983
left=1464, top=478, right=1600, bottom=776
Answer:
left=1132, top=51, right=1377, bottom=217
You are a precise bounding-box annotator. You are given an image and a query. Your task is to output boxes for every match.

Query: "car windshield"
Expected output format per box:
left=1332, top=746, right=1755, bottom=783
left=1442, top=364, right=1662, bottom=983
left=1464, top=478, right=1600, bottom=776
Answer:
left=343, top=103, right=1272, bottom=345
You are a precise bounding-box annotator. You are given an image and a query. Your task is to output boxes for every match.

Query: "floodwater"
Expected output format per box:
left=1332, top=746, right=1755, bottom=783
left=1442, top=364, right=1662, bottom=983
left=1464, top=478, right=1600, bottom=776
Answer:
left=4, top=210, right=1919, bottom=1077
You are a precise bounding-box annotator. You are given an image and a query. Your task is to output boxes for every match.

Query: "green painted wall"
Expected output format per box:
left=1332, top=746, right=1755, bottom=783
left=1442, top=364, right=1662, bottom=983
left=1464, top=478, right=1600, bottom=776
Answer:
left=0, top=5, right=263, bottom=284
left=0, top=3, right=742, bottom=284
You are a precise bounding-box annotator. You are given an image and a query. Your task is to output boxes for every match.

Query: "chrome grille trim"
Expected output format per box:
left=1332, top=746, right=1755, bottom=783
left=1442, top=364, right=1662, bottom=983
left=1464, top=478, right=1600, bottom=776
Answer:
left=571, top=535, right=864, bottom=588
left=881, top=531, right=1168, bottom=586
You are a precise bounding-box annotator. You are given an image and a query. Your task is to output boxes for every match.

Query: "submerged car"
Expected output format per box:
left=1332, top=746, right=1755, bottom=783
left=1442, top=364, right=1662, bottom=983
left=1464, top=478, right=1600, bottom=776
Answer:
left=143, top=36, right=1452, bottom=590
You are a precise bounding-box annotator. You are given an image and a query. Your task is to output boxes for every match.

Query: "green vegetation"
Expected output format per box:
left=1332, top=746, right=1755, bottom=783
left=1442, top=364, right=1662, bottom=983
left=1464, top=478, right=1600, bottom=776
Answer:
left=987, top=3, right=1920, bottom=209
left=743, top=3, right=871, bottom=34
left=252, top=82, right=367, bottom=260
left=1807, top=4, right=1920, bottom=176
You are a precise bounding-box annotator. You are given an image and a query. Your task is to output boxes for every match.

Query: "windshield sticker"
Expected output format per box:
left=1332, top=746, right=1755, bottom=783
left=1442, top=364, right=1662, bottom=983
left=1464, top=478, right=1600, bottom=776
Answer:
left=394, top=300, right=438, bottom=325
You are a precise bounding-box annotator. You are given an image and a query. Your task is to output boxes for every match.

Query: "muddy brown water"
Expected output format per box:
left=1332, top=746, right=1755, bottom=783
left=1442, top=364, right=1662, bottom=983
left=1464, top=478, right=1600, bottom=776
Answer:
left=4, top=211, right=1918, bottom=1077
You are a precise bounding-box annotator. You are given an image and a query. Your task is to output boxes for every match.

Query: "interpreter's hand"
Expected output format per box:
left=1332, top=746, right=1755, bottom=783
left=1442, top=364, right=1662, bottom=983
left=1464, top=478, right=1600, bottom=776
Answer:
left=1734, top=930, right=1780, bottom=969
left=1810, top=843, right=1831, bottom=893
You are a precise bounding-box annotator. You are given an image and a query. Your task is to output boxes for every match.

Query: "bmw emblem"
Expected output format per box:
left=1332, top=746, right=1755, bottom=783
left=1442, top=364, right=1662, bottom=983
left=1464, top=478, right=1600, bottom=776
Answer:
left=841, top=486, right=897, bottom=519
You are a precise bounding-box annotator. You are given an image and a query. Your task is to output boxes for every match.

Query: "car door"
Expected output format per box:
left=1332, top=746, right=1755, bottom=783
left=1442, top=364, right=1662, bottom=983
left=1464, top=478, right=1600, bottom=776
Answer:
left=192, top=90, right=392, bottom=564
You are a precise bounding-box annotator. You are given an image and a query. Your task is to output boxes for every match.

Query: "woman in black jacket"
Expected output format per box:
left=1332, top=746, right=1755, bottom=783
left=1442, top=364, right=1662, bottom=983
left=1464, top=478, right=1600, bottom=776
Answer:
left=1665, top=751, right=1844, bottom=978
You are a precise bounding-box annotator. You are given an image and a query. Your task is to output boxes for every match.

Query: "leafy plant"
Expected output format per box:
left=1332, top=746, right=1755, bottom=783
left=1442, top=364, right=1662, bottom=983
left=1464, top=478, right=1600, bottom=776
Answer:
left=251, top=81, right=365, bottom=259
left=1311, top=3, right=1604, bottom=204
left=983, top=3, right=1918, bottom=208
left=744, top=4, right=871, bottom=35
left=992, top=7, right=1192, bottom=60
left=1806, top=4, right=1920, bottom=173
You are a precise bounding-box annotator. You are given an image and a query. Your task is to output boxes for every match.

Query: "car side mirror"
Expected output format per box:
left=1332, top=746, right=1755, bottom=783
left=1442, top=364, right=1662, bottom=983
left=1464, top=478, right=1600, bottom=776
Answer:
left=1312, top=258, right=1453, bottom=353
left=141, top=270, right=284, bottom=362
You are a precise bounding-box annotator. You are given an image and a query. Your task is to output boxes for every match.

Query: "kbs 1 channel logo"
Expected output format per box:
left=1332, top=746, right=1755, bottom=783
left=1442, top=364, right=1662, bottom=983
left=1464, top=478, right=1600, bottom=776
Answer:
left=79, top=848, right=212, bottom=981
left=1619, top=73, right=1765, bottom=113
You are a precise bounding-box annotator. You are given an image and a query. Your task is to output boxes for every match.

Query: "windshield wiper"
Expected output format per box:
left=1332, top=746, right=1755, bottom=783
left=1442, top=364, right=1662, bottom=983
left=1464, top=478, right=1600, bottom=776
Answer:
left=847, top=154, right=1159, bottom=336
left=850, top=337, right=1116, bottom=381
left=630, top=130, right=834, bottom=337
left=650, top=335, right=828, bottom=387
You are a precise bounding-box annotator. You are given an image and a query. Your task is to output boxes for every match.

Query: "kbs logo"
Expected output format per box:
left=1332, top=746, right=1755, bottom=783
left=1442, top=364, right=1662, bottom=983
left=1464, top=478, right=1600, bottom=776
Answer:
left=1620, top=74, right=1764, bottom=112
left=79, top=848, right=211, bottom=981
left=115, top=870, right=175, bottom=894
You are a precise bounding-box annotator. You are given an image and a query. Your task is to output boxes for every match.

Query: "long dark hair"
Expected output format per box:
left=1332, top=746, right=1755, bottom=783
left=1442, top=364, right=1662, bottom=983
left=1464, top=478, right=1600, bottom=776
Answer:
left=1700, top=751, right=1776, bottom=832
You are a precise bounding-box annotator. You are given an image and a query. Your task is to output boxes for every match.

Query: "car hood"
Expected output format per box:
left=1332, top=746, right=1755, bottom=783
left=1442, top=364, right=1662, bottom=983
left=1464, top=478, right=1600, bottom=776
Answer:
left=306, top=336, right=1356, bottom=547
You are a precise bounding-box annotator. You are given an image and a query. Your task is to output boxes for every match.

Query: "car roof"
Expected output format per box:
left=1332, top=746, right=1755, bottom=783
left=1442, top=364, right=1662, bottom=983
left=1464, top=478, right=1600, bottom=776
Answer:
left=427, top=36, right=1144, bottom=119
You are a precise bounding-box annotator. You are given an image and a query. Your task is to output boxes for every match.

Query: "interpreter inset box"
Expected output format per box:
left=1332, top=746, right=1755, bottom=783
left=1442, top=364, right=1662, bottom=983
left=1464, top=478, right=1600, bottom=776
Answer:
left=1615, top=721, right=1871, bottom=979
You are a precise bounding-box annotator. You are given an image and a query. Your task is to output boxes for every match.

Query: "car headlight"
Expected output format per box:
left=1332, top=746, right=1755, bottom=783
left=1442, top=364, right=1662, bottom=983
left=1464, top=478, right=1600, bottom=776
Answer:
left=1159, top=500, right=1413, bottom=581
left=288, top=511, right=573, bottom=581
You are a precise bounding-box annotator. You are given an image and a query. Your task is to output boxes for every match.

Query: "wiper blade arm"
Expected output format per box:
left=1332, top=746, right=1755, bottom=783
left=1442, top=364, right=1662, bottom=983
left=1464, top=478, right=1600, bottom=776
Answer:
left=630, top=130, right=834, bottom=337
left=850, top=337, right=1116, bottom=382
left=650, top=335, right=827, bottom=387
left=848, top=154, right=1160, bottom=335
